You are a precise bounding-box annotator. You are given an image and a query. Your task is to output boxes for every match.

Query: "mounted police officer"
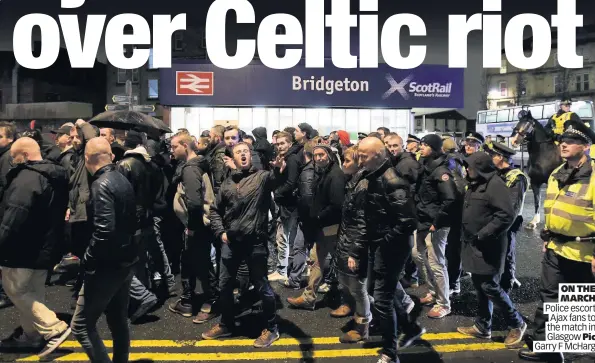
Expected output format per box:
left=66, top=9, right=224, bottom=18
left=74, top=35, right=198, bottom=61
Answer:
left=544, top=99, right=582, bottom=142
left=519, top=120, right=595, bottom=363
left=488, top=142, right=528, bottom=294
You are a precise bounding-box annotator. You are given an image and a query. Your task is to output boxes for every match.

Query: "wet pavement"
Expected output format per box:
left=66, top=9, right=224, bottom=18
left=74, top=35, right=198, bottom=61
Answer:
left=1, top=190, right=594, bottom=362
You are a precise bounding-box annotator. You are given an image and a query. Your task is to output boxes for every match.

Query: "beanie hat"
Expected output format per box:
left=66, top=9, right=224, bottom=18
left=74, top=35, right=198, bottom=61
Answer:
left=125, top=130, right=143, bottom=148
left=298, top=123, right=315, bottom=139
left=337, top=130, right=350, bottom=146
left=420, top=134, right=443, bottom=152
left=313, top=144, right=333, bottom=160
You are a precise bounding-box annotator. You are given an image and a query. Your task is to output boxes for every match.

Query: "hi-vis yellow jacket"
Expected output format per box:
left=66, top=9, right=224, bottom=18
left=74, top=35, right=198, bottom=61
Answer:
left=545, top=160, right=595, bottom=263
left=551, top=112, right=577, bottom=135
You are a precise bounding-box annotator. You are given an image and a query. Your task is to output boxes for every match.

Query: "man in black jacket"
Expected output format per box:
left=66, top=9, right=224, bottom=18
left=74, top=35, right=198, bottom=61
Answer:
left=270, top=131, right=303, bottom=282
left=457, top=152, right=526, bottom=348
left=0, top=121, right=16, bottom=309
left=117, top=131, right=160, bottom=322
left=0, top=137, right=71, bottom=357
left=169, top=132, right=218, bottom=324
left=206, top=125, right=227, bottom=195
left=202, top=142, right=285, bottom=348
left=252, top=127, right=274, bottom=170
left=70, top=137, right=137, bottom=363
left=287, top=144, right=345, bottom=310
left=358, top=137, right=417, bottom=363
left=100, top=128, right=126, bottom=163
left=413, top=134, right=457, bottom=319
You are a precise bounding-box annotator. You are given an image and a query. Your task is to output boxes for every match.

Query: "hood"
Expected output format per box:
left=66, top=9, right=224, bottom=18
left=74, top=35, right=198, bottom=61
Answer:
left=252, top=127, right=268, bottom=140
left=123, top=145, right=151, bottom=162
left=285, top=143, right=303, bottom=159
left=464, top=152, right=496, bottom=180
left=7, top=160, right=68, bottom=184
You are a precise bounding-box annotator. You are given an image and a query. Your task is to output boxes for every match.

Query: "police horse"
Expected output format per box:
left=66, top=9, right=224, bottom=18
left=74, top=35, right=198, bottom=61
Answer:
left=510, top=109, right=563, bottom=230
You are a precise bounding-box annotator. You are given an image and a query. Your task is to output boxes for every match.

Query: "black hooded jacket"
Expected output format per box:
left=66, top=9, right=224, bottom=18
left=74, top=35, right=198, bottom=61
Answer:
left=415, top=153, right=458, bottom=231
left=461, top=152, right=515, bottom=275
left=309, top=147, right=346, bottom=228
left=252, top=127, right=274, bottom=169
left=274, top=143, right=303, bottom=209
left=392, top=151, right=422, bottom=193
left=0, top=161, right=69, bottom=269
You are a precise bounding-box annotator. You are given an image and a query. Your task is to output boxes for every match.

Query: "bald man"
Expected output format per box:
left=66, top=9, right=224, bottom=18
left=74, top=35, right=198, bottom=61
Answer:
left=71, top=137, right=138, bottom=363
left=358, top=137, right=417, bottom=363
left=0, top=137, right=71, bottom=357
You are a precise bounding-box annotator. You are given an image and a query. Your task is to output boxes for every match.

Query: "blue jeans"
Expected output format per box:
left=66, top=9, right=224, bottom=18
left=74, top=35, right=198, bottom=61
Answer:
left=275, top=208, right=299, bottom=276
left=471, top=273, right=523, bottom=334
left=219, top=241, right=277, bottom=332
left=337, top=272, right=371, bottom=321
left=72, top=267, right=134, bottom=363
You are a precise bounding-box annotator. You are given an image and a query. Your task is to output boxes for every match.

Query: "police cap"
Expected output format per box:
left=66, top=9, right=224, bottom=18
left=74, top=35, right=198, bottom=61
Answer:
left=407, top=134, right=421, bottom=143
left=562, top=120, right=595, bottom=145
left=358, top=132, right=368, bottom=140
left=465, top=131, right=485, bottom=144
left=489, top=142, right=517, bottom=158
left=561, top=99, right=573, bottom=105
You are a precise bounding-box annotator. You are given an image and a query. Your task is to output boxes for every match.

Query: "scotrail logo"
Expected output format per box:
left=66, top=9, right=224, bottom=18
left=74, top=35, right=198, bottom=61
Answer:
left=382, top=74, right=452, bottom=100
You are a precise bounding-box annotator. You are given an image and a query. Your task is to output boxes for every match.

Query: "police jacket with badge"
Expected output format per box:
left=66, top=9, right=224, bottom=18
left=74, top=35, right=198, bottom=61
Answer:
left=545, top=108, right=582, bottom=141
left=542, top=120, right=595, bottom=263
left=415, top=152, right=458, bottom=231
left=363, top=159, right=417, bottom=245
left=461, top=153, right=516, bottom=275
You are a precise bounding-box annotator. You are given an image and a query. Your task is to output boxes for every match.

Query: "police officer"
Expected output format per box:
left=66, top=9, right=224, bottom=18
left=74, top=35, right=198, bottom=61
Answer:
left=488, top=142, right=528, bottom=294
left=406, top=134, right=421, bottom=160
left=464, top=132, right=485, bottom=156
left=496, top=135, right=506, bottom=144
left=482, top=135, right=494, bottom=152
left=519, top=120, right=595, bottom=362
left=544, top=99, right=582, bottom=142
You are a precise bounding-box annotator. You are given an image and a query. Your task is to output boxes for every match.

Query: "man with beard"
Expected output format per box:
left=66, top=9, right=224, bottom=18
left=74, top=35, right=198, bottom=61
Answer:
left=67, top=119, right=99, bottom=308
left=0, top=137, right=71, bottom=357
left=0, top=121, right=17, bottom=309
left=202, top=143, right=285, bottom=347
left=414, top=135, right=457, bottom=319
left=100, top=128, right=126, bottom=163
left=358, top=137, right=416, bottom=363
left=457, top=152, right=525, bottom=350
left=269, top=131, right=303, bottom=283
left=169, top=132, right=218, bottom=324
left=287, top=144, right=345, bottom=310
left=117, top=131, right=162, bottom=322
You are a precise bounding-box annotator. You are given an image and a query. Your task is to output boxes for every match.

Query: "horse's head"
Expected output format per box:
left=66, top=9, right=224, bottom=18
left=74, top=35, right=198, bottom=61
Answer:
left=510, top=109, right=537, bottom=147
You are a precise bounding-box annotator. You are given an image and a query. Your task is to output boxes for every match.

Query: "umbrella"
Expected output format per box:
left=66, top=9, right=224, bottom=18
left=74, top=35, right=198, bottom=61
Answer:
left=89, top=110, right=172, bottom=134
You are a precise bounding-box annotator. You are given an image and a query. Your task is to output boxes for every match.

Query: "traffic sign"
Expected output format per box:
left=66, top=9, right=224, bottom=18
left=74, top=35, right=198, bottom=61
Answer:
left=176, top=71, right=214, bottom=96
left=112, top=95, right=138, bottom=104
left=105, top=104, right=129, bottom=112
left=132, top=105, right=156, bottom=113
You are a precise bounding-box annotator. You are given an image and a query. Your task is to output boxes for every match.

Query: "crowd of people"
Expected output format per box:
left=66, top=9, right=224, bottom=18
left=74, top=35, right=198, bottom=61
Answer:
left=0, top=117, right=593, bottom=363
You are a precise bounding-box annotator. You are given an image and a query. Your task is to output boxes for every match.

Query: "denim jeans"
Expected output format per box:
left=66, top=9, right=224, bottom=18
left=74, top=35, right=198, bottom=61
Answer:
left=471, top=273, right=523, bottom=334
left=275, top=208, right=299, bottom=276
left=413, top=228, right=450, bottom=308
left=337, top=272, right=371, bottom=320
left=500, top=228, right=517, bottom=294
left=181, top=229, right=219, bottom=305
left=219, top=241, right=277, bottom=332
left=368, top=241, right=409, bottom=361
left=129, top=227, right=157, bottom=306
left=150, top=216, right=176, bottom=289
left=288, top=225, right=308, bottom=286
left=71, top=267, right=134, bottom=363
left=394, top=281, right=420, bottom=335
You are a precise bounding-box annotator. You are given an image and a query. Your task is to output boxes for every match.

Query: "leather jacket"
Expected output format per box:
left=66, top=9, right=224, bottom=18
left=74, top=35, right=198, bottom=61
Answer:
left=84, top=164, right=138, bottom=272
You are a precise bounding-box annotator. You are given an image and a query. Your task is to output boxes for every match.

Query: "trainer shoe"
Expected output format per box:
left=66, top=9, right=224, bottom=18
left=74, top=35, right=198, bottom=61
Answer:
left=267, top=272, right=288, bottom=282
left=427, top=305, right=450, bottom=319
left=504, top=321, right=527, bottom=348
left=419, top=293, right=435, bottom=306
left=201, top=324, right=232, bottom=340
left=38, top=327, right=71, bottom=358
left=168, top=299, right=193, bottom=318
left=253, top=329, right=280, bottom=348
left=457, top=325, right=491, bottom=339
left=398, top=326, right=426, bottom=349
left=286, top=296, right=315, bottom=311
left=130, top=298, right=158, bottom=322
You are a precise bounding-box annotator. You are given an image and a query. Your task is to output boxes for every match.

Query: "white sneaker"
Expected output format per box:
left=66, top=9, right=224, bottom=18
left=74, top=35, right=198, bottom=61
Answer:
left=267, top=272, right=288, bottom=282
left=38, top=327, right=71, bottom=358
left=406, top=300, right=415, bottom=314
